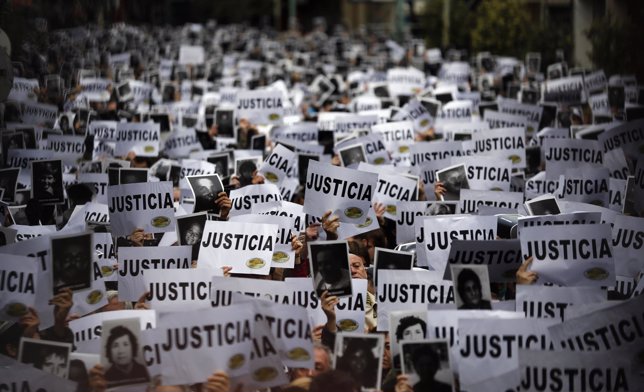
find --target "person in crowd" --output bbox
[103,325,150,385]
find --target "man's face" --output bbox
[40,173,55,192]
[196,179,215,199]
[462,279,482,306]
[41,352,67,377]
[309,347,331,377]
[318,252,341,283]
[184,223,202,245]
[349,254,366,279]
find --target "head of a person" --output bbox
[35,347,67,378]
[352,230,387,264]
[310,343,332,377]
[184,222,202,245]
[410,345,441,382]
[342,340,374,374]
[348,254,366,279]
[39,163,58,192]
[60,243,86,282]
[316,248,343,283]
[395,316,427,342]
[195,178,215,199]
[105,326,138,367]
[457,268,483,307]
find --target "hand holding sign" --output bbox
[516,257,539,285]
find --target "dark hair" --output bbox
[105,326,138,364]
[395,316,427,341]
[310,370,359,392]
[457,268,482,298]
[410,344,440,377]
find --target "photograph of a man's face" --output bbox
[436,164,469,201]
[334,333,384,390]
[187,174,223,215]
[309,240,352,298]
[119,168,148,185]
[338,144,367,168]
[18,338,72,379]
[451,265,492,310]
[31,159,65,205]
[176,211,207,261]
[401,340,454,392]
[51,232,93,294]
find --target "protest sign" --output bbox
[335,278,368,334]
[515,285,606,322]
[518,349,632,392]
[452,155,512,192]
[333,114,379,135]
[409,141,465,167]
[377,270,454,331]
[198,220,276,275]
[597,118,644,162]
[145,268,219,311]
[178,45,205,65]
[148,303,255,385]
[69,309,156,346]
[458,318,557,388]
[520,223,616,287]
[611,215,644,277]
[470,127,526,169]
[163,129,202,158]
[100,317,150,388]
[78,173,109,203]
[517,212,601,235]
[0,254,38,320]
[542,75,586,103]
[235,89,285,125]
[558,166,610,207]
[439,100,473,123]
[543,138,603,179]
[117,245,192,301]
[417,215,497,272]
[303,160,377,224]
[402,98,434,132]
[387,67,425,96]
[458,189,523,214]
[257,143,296,186]
[609,178,626,212]
[445,239,523,283]
[12,224,56,242]
[333,332,384,391]
[107,181,175,237]
[229,183,283,216]
[229,214,295,268]
[336,133,390,165]
[0,357,77,392]
[50,231,92,294]
[114,122,161,157]
[79,78,111,101]
[8,77,39,102]
[21,101,58,127]
[373,172,417,219]
[372,120,415,154]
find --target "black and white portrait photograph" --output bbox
[176,211,208,261]
[101,318,150,388]
[525,195,561,216]
[17,128,37,149]
[107,167,120,186]
[51,231,93,294]
[0,200,16,227]
[297,153,319,185]
[31,159,65,205]
[451,265,493,310]
[215,109,235,138]
[234,157,262,187]
[0,167,20,203]
[187,174,223,215]
[118,168,148,185]
[206,152,230,177]
[251,134,266,151]
[401,340,454,392]
[436,164,469,201]
[374,248,413,286]
[18,337,72,379]
[334,333,384,391]
[390,310,428,369]
[338,143,367,168]
[308,240,352,298]
[424,202,458,216]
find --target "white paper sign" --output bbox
[235,89,285,125]
[611,215,644,278]
[303,161,377,224]
[178,45,205,65]
[387,67,425,96]
[151,304,255,385]
[198,220,276,275]
[0,254,39,320]
[258,144,296,186]
[229,183,283,216]
[515,285,606,322]
[107,181,176,237]
[69,309,156,345]
[544,138,603,179]
[458,189,523,214]
[114,122,161,157]
[117,246,192,301]
[376,270,454,331]
[145,268,219,311]
[470,127,526,169]
[520,223,616,287]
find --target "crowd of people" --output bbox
[0,15,642,392]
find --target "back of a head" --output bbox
[309,370,358,392]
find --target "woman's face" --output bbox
[402,324,424,341]
[110,335,133,366]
